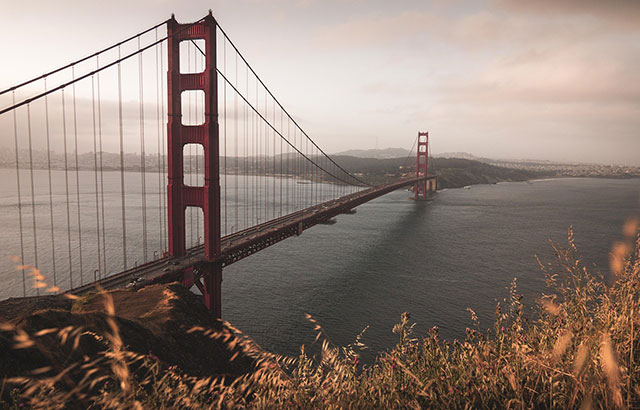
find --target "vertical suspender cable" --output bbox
[96,57,108,274]
[188,42,193,247]
[155,29,163,254]
[44,78,57,286]
[117,46,128,270]
[272,98,276,219]
[298,127,301,201]
[251,78,255,226]
[91,75,102,279]
[12,92,26,296]
[321,149,324,200]
[253,78,257,225]
[260,87,264,221]
[26,104,39,294]
[160,42,168,252]
[312,141,315,206]
[428,141,436,192]
[138,37,148,262]
[254,80,257,223]
[306,134,309,205]
[279,108,283,217]
[62,89,74,289]
[263,83,266,221]
[312,145,315,205]
[333,162,337,200]
[194,46,200,243]
[305,138,309,207]
[293,126,297,211]
[71,67,84,285]
[256,77,260,223]
[234,52,239,232]
[319,153,323,202]
[302,133,306,207]
[223,39,228,235]
[245,63,248,229]
[311,144,315,206]
[286,116,290,214]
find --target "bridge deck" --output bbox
[71,176,434,294]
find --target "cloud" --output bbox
[315,11,442,48]
[319,6,640,107]
[494,0,640,28]
[3,1,638,164]
[316,9,609,49]
[314,5,640,164]
[437,46,640,106]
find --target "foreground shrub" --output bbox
[2,225,639,409]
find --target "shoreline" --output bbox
[440,174,640,191]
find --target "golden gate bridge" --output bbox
[0,12,436,318]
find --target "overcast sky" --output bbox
[1,0,639,165]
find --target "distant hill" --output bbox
[433,152,491,162]
[333,147,411,159]
[330,155,543,188]
[334,148,495,163]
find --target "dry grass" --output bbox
[1,221,640,409]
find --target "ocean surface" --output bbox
[1,172,639,361]
[222,177,640,360]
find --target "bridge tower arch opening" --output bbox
[167,11,222,317]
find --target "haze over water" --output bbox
[1,171,639,361]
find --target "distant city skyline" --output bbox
[1,0,639,165]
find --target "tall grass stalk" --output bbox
[1,224,639,409]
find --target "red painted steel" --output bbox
[167,12,222,318]
[415,131,429,200]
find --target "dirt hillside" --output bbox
[0,283,255,381]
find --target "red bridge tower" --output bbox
[415,131,430,200]
[167,12,222,318]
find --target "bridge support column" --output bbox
[427,177,437,192]
[414,131,429,201]
[167,12,223,318]
[202,262,222,318]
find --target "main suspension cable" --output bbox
[401,134,419,171]
[1,17,206,116]
[0,19,169,97]
[190,38,369,188]
[215,69,364,189]
[203,26,370,187]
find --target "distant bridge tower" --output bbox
[414,131,430,200]
[167,12,222,318]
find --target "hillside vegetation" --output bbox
[432,157,540,188]
[332,155,542,188]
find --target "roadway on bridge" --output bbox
[71,176,432,294]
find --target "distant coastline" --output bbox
[2,151,639,191]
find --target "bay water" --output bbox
[1,170,639,360]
